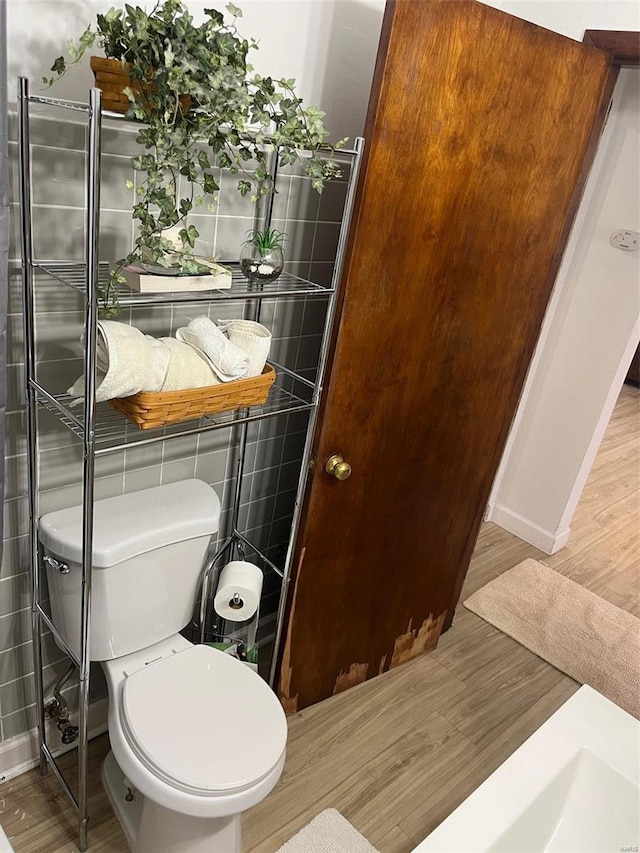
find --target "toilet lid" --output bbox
[120,645,287,796]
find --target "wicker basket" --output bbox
[90,56,191,114]
[109,365,276,430]
[90,57,139,113]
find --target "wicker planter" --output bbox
[90,57,140,113]
[109,365,276,430]
[90,56,191,115]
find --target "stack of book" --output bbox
[121,262,233,293]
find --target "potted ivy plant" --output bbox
[45,0,344,314]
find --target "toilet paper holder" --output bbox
[198,548,262,658]
[228,593,244,610]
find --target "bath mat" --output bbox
[464,558,640,719]
[275,809,380,853]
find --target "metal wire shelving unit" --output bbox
[17,77,363,851]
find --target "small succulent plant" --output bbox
[243,228,287,257]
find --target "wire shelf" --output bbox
[34,374,314,454]
[28,93,362,158]
[33,261,333,305]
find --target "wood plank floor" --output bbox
[2,384,638,852]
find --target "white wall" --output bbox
[487,69,640,553]
[481,1,639,40]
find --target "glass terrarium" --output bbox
[239,228,286,282]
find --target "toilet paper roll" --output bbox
[213,561,263,622]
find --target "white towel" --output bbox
[67,321,220,403]
[158,337,220,391]
[176,316,249,382]
[67,321,171,402]
[218,319,272,377]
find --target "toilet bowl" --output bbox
[39,480,287,853]
[102,637,286,852]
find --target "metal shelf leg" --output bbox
[77,85,103,853]
[18,77,48,778]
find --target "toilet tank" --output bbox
[39,480,220,662]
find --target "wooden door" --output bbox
[277,0,613,712]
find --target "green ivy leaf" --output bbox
[205,8,225,25]
[226,2,243,18]
[104,7,122,24]
[197,150,211,171]
[50,57,66,75]
[203,173,219,194]
[179,224,199,248]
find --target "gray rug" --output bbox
[464,558,640,719]
[276,809,379,853]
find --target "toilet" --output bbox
[39,479,287,853]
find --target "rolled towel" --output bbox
[176,316,249,382]
[158,337,220,391]
[217,319,272,377]
[68,321,171,403]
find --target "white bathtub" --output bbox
[416,686,640,852]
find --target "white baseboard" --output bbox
[0,698,109,783]
[488,504,570,555]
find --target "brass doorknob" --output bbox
[324,454,352,481]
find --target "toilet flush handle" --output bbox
[43,555,70,574]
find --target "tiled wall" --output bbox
[0,107,349,743]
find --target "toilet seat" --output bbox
[120,645,287,798]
